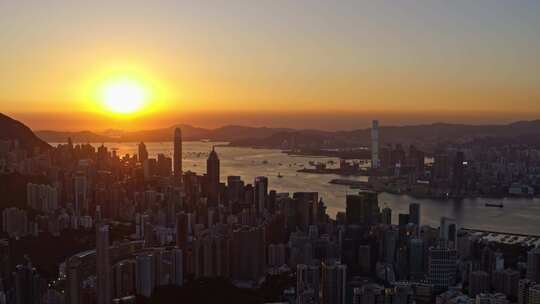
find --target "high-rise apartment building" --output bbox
[322,261,347,304]
[254,176,268,214]
[428,246,457,291]
[96,223,111,304]
[346,192,380,227]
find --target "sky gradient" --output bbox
[1,0,539,130]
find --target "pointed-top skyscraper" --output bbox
[207,146,220,206]
[174,127,182,178]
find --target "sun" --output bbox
[100,79,148,114]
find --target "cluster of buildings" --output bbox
[369,121,540,199]
[0,126,540,304]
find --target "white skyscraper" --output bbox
[371,120,380,169]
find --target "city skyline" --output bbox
[2,1,540,303]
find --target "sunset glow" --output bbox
[100,79,147,115]
[1,1,540,130]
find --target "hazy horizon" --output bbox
[6,110,540,132]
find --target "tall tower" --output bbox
[207,147,220,206]
[173,128,182,178]
[96,223,111,304]
[371,120,380,169]
[138,142,148,162]
[254,176,268,214]
[74,173,87,217]
[409,203,420,226]
[322,261,347,304]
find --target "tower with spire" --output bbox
[206,146,220,206]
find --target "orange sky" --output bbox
[1,1,539,130]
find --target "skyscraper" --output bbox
[231,225,266,282]
[409,203,420,226]
[527,246,540,283]
[175,212,188,249]
[381,207,392,225]
[409,238,425,280]
[173,248,183,287]
[74,173,87,217]
[135,253,156,298]
[346,191,380,227]
[384,229,398,264]
[207,147,220,206]
[254,176,268,214]
[518,279,534,304]
[157,153,172,177]
[469,270,490,297]
[13,259,41,304]
[529,284,540,304]
[440,217,458,249]
[173,127,182,178]
[297,264,320,304]
[371,120,380,169]
[96,223,111,304]
[428,246,457,291]
[138,142,148,162]
[322,261,347,304]
[66,257,82,304]
[0,240,10,286]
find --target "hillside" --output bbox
[0,113,51,153]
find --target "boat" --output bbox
[485,203,504,208]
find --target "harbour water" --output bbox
[59,141,540,235]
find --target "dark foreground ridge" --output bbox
[0,112,51,153]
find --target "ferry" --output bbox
[485,202,504,208]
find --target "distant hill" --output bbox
[207,125,292,142]
[35,124,292,143]
[229,120,540,150]
[0,113,51,153]
[35,130,112,143]
[33,119,540,150]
